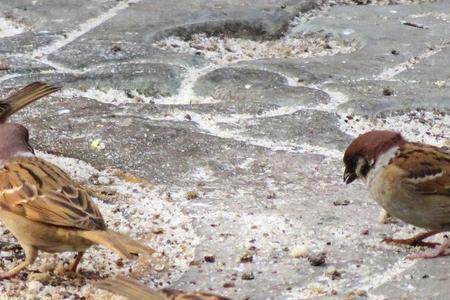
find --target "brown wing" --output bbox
[393,143,450,197]
[0,156,106,230]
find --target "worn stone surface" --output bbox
[0,32,59,55]
[1,0,450,299]
[333,80,450,117]
[0,56,54,75]
[47,0,318,69]
[231,110,353,151]
[194,67,330,106]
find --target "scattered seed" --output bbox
[186,191,199,200]
[151,228,164,234]
[111,45,122,52]
[115,259,124,268]
[241,272,255,280]
[326,267,342,280]
[240,252,253,263]
[223,282,235,288]
[267,192,276,199]
[333,200,350,206]
[291,245,308,258]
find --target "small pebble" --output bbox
[27,281,43,294]
[308,252,326,266]
[382,87,394,96]
[204,255,216,263]
[98,175,112,185]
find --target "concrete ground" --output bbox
[0,0,449,299]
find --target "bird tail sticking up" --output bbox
[79,229,155,259]
[0,82,60,123]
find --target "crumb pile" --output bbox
[153,33,357,65]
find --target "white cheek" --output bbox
[367,146,400,186]
[15,151,34,158]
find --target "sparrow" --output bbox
[0,82,60,123]
[343,130,450,259]
[95,275,233,300]
[0,123,155,279]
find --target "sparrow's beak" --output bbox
[343,168,357,184]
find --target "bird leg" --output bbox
[383,230,442,248]
[69,252,84,273]
[407,239,450,260]
[0,244,37,280]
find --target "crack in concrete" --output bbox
[26,0,140,74]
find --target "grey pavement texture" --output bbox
[0,0,449,299]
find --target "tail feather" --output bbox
[0,82,60,122]
[94,275,165,300]
[79,230,155,260]
[94,275,234,300]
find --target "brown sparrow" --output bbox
[0,82,60,123]
[0,123,155,279]
[95,275,233,300]
[344,130,450,259]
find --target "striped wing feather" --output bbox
[0,157,105,230]
[394,143,450,197]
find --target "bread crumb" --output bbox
[291,245,309,258]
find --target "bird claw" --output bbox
[406,250,450,260]
[383,237,440,248]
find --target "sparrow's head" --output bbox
[343,130,405,184]
[0,123,34,161]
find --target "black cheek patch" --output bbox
[359,161,370,178]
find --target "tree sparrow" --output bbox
[343,130,450,259]
[95,275,232,300]
[0,82,60,123]
[0,123,155,279]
